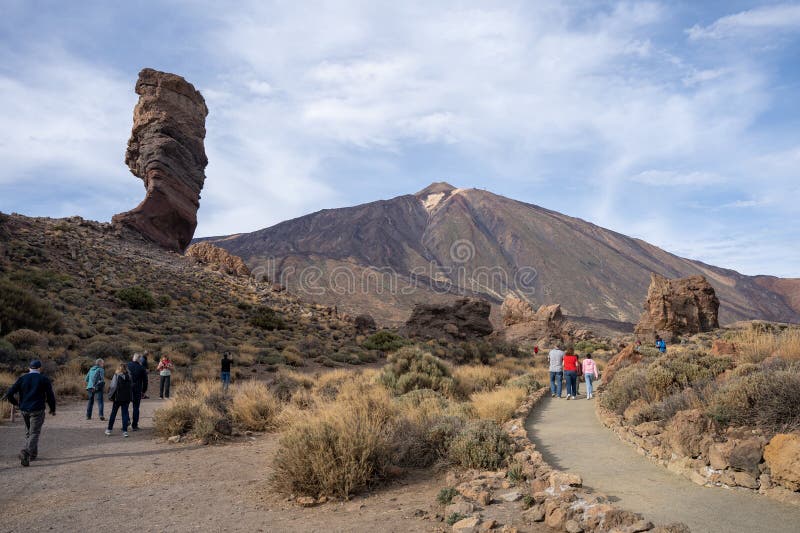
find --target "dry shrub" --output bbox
[0,400,11,424]
[470,386,527,424]
[380,346,456,397]
[708,364,800,431]
[153,380,230,441]
[236,344,258,366]
[169,351,192,367]
[272,381,398,498]
[448,419,512,470]
[601,365,648,415]
[454,365,511,395]
[0,370,19,391]
[230,380,281,431]
[52,369,85,397]
[270,369,314,401]
[4,328,44,349]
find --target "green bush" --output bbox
[81,340,131,360]
[449,420,512,470]
[600,365,648,414]
[8,269,73,290]
[0,278,61,333]
[362,330,411,352]
[446,513,467,526]
[645,352,732,401]
[437,487,459,505]
[249,306,286,330]
[116,286,156,311]
[380,346,456,396]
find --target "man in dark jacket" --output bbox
[3,360,56,467]
[126,354,148,431]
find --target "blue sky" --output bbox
[1,1,799,277]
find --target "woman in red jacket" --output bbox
[563,345,579,400]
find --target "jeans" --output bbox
[549,371,563,397]
[86,385,104,419]
[221,371,231,392]
[585,374,595,397]
[131,393,141,429]
[160,375,171,398]
[107,401,130,431]
[22,410,46,458]
[564,371,578,397]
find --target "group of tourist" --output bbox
[2,351,233,467]
[548,343,600,400]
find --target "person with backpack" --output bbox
[2,360,56,467]
[582,352,600,399]
[563,345,580,400]
[85,358,105,420]
[221,352,232,393]
[106,363,132,437]
[126,354,147,431]
[157,354,174,399]
[655,335,667,354]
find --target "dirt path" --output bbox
[0,399,444,532]
[526,393,800,532]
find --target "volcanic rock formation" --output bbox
[185,242,250,277]
[112,68,208,252]
[498,295,570,344]
[634,273,720,342]
[403,298,493,341]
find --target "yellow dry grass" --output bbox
[731,327,800,363]
[454,365,511,395]
[470,386,528,424]
[230,380,281,431]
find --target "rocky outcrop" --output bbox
[764,433,800,491]
[112,68,208,252]
[498,295,572,345]
[635,273,720,342]
[402,298,492,341]
[185,242,250,277]
[600,343,643,384]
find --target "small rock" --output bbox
[167,435,182,444]
[523,504,546,522]
[498,491,522,502]
[446,502,474,516]
[565,519,583,533]
[479,519,497,531]
[452,516,481,533]
[295,496,316,507]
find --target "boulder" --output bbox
[603,344,643,384]
[708,437,764,474]
[113,68,208,252]
[498,295,568,344]
[353,313,377,332]
[185,242,251,277]
[764,433,800,491]
[710,340,737,357]
[403,298,493,341]
[634,274,719,342]
[452,516,481,533]
[664,409,716,458]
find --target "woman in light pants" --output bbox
[582,352,599,399]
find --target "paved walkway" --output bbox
[525,393,800,532]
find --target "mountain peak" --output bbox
[415,181,456,197]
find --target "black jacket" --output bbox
[126,361,148,397]
[108,373,133,403]
[3,371,56,413]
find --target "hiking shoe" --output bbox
[551,393,556,398]
[123,431,129,438]
[100,416,105,421]
[105,429,112,436]
[566,396,571,400]
[86,416,91,420]
[19,450,30,467]
[131,426,139,431]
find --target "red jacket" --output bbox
[563,354,579,372]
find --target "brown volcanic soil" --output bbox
[0,400,440,533]
[202,183,800,327]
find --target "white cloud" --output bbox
[629,170,725,187]
[687,4,800,40]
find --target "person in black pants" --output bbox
[106,363,132,437]
[221,352,232,392]
[126,354,147,431]
[3,360,56,466]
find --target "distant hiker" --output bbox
[221,352,232,393]
[85,358,106,420]
[106,363,132,437]
[3,360,56,466]
[655,336,667,354]
[582,353,600,399]
[634,340,642,353]
[126,354,148,431]
[141,351,150,399]
[563,345,579,400]
[533,345,539,355]
[157,354,174,399]
[548,345,565,398]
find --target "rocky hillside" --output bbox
[0,212,370,374]
[200,182,800,327]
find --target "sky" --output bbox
[1,1,799,277]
